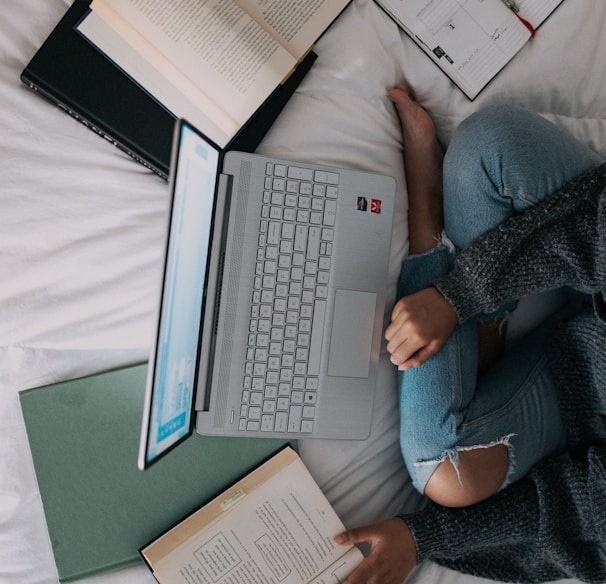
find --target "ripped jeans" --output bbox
[398,105,605,494]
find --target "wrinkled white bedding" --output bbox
[2,1,605,583]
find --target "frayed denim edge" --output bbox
[414,433,517,491]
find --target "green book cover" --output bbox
[19,363,293,582]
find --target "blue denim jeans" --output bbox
[398,105,604,494]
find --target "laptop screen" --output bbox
[139,121,220,469]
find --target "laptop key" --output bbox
[275,411,288,432]
[307,226,321,260]
[261,415,274,431]
[323,200,337,226]
[314,170,339,185]
[287,166,313,181]
[294,225,307,252]
[288,405,302,432]
[301,420,314,433]
[241,161,341,434]
[308,300,326,376]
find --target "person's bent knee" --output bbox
[423,444,509,508]
[444,104,530,171]
[452,104,530,147]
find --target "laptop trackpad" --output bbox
[327,289,377,378]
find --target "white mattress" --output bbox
[2,1,605,583]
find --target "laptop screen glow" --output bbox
[144,123,219,467]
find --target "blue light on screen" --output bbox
[147,125,219,462]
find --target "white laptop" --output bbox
[139,119,395,469]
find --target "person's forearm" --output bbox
[434,164,606,323]
[402,446,606,582]
[402,475,539,563]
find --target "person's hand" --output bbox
[385,287,457,370]
[334,518,417,584]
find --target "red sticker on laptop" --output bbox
[370,199,382,214]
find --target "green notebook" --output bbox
[19,363,293,582]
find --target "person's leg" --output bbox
[390,87,509,506]
[391,84,444,255]
[426,106,605,506]
[390,91,575,507]
[443,104,604,250]
[443,106,604,352]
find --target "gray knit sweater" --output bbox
[401,163,606,583]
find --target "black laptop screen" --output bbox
[141,122,220,468]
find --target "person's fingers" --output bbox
[334,527,392,584]
[397,340,443,370]
[343,558,377,584]
[389,338,426,368]
[335,525,378,546]
[386,288,458,369]
[335,520,416,584]
[385,313,430,365]
[385,298,407,337]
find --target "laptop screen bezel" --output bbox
[138,119,223,470]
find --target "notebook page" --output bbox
[377,0,531,98]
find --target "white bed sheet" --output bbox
[2,1,605,583]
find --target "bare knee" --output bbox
[424,444,509,508]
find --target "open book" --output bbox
[140,447,363,584]
[77,0,350,148]
[375,0,564,99]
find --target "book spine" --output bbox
[21,77,169,180]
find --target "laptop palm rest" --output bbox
[327,289,377,378]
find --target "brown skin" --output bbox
[335,518,417,584]
[385,286,457,371]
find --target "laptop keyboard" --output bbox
[240,162,340,434]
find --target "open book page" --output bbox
[377,0,531,99]
[142,448,363,584]
[309,548,365,584]
[515,0,564,28]
[78,10,237,147]
[91,0,298,125]
[235,0,350,60]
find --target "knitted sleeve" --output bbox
[401,447,606,583]
[434,164,606,323]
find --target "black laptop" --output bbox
[21,0,316,179]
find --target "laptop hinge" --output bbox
[195,172,233,412]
